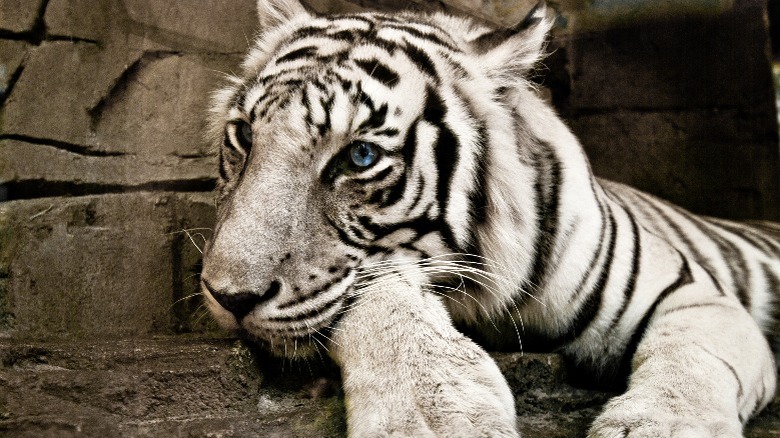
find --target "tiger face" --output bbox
[200,0,549,356]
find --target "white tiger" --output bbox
[200,0,780,436]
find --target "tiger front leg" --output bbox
[329,262,518,438]
[589,279,776,437]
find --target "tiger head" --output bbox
[200,0,553,357]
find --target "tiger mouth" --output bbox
[242,294,344,336]
[240,297,346,357]
[236,272,356,356]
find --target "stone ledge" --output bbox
[0,193,215,339]
[0,140,216,196]
[1,337,778,437]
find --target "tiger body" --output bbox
[201,1,780,436]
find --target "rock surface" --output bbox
[0,193,215,339]
[1,337,779,437]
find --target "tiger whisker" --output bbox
[171,291,204,308]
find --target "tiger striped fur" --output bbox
[200,0,780,436]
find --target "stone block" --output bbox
[122,0,259,53]
[45,0,258,53]
[0,140,216,199]
[0,192,216,340]
[43,0,116,42]
[2,40,236,164]
[568,109,780,220]
[1,41,136,148]
[90,53,233,158]
[0,0,44,34]
[564,0,774,111]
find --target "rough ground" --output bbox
[1,336,779,437]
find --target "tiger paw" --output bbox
[587,390,742,438]
[329,266,518,437]
[339,334,519,438]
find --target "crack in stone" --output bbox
[87,50,182,131]
[0,62,25,107]
[46,35,100,45]
[0,0,51,44]
[0,134,131,157]
[1,178,217,201]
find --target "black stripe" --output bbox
[289,26,330,42]
[402,42,439,83]
[521,141,562,294]
[440,51,470,79]
[382,23,458,51]
[275,46,319,64]
[566,207,618,341]
[346,224,368,241]
[354,58,400,87]
[357,103,388,132]
[326,29,360,43]
[379,172,406,207]
[746,221,780,241]
[354,82,375,111]
[424,87,459,250]
[700,346,744,398]
[636,194,737,300]
[378,119,419,208]
[618,255,693,381]
[399,242,431,259]
[373,128,399,137]
[325,215,369,250]
[357,214,385,237]
[317,95,334,136]
[468,124,489,225]
[686,213,751,308]
[218,146,229,181]
[713,220,780,258]
[234,81,251,110]
[352,165,393,184]
[362,205,439,243]
[660,301,730,317]
[762,262,780,349]
[605,211,642,333]
[405,175,425,216]
[568,184,609,300]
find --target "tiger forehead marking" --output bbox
[238,14,464,121]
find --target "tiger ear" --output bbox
[472,2,553,78]
[257,0,310,29]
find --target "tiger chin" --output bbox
[200,0,780,436]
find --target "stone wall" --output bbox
[0,0,777,341]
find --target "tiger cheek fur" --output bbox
[201,104,364,356]
[201,0,780,436]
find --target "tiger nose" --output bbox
[203,279,281,319]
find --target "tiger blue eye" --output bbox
[349,142,379,168]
